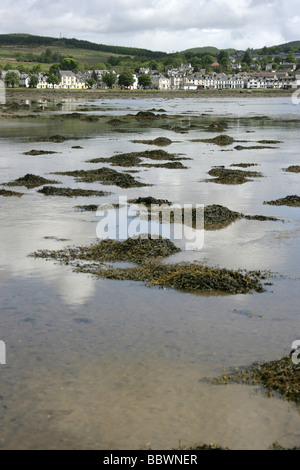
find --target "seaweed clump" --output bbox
[128,196,172,207]
[283,166,300,173]
[0,188,23,197]
[87,149,186,167]
[23,150,59,156]
[135,111,159,120]
[131,137,172,146]
[206,354,300,403]
[2,173,60,189]
[205,166,263,185]
[263,195,300,207]
[141,161,187,169]
[53,167,147,188]
[234,144,277,150]
[30,236,268,295]
[32,236,181,264]
[28,134,86,143]
[165,204,278,230]
[191,135,235,146]
[37,186,111,198]
[230,163,259,168]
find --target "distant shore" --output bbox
[6,87,295,101]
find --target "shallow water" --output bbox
[0,96,299,450]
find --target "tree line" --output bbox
[0,34,167,59]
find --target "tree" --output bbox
[217,50,230,69]
[107,56,121,66]
[16,64,27,73]
[29,75,39,88]
[274,55,283,64]
[118,71,134,88]
[138,73,152,89]
[30,64,42,74]
[102,72,117,88]
[242,50,252,66]
[93,63,107,70]
[149,60,158,71]
[201,54,215,69]
[59,57,79,73]
[85,78,96,89]
[49,64,60,75]
[46,74,60,88]
[286,53,296,63]
[4,71,19,88]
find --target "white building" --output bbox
[150,72,170,90]
[292,74,300,89]
[58,71,77,89]
[36,73,49,89]
[19,73,31,87]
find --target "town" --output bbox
[1,54,300,91]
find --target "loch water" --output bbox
[0,96,299,450]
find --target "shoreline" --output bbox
[6,87,295,101]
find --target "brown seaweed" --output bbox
[283,166,300,173]
[0,188,23,197]
[206,354,300,403]
[37,186,111,198]
[205,166,263,185]
[2,173,60,189]
[191,135,235,146]
[30,236,268,294]
[53,167,148,188]
[263,195,300,207]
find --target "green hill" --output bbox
[181,46,220,55]
[0,33,167,59]
[181,46,237,56]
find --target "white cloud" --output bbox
[0,0,298,52]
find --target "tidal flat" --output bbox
[0,92,299,450]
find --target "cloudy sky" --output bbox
[0,0,299,52]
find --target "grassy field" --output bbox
[0,44,121,70]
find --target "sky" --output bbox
[0,0,299,53]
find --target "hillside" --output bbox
[181,46,238,56]
[1,33,299,77]
[252,40,300,54]
[0,33,167,59]
[181,46,221,56]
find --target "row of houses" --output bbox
[1,68,299,90]
[0,70,95,89]
[150,70,300,90]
